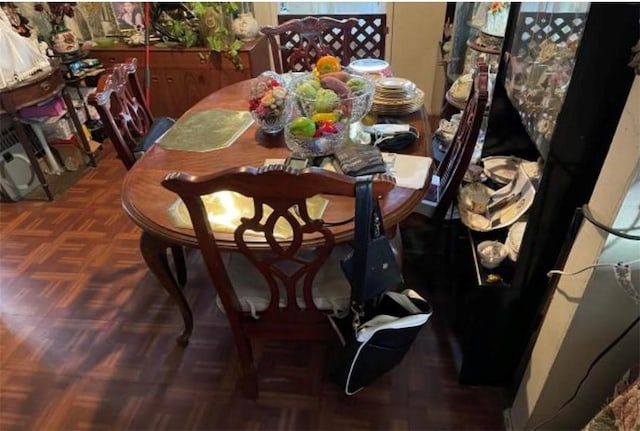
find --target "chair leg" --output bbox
[170,245,187,287]
[234,334,258,399]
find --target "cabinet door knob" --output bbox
[198,52,210,63]
[166,77,174,83]
[40,81,51,91]
[108,57,117,63]
[151,76,160,83]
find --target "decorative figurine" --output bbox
[232,11,259,42]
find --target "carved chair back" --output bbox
[88,58,152,170]
[432,60,489,221]
[261,16,358,73]
[162,166,395,398]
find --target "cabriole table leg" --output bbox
[139,231,193,346]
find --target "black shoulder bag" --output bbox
[330,177,433,395]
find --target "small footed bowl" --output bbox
[251,110,290,134]
[94,37,115,48]
[477,240,508,269]
[284,125,347,157]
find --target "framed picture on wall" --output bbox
[111,2,145,31]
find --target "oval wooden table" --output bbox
[121,79,433,344]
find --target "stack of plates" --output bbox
[371,77,424,116]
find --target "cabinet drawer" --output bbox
[150,51,213,69]
[2,71,65,111]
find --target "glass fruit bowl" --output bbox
[249,71,292,134]
[290,72,375,145]
[284,121,348,157]
[290,72,375,124]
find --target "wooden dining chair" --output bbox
[88,58,185,286]
[88,58,175,170]
[414,59,489,223]
[162,165,395,398]
[261,16,359,73]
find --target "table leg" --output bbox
[171,245,187,287]
[61,90,97,167]
[11,118,53,201]
[139,231,193,346]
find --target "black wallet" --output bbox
[333,145,387,177]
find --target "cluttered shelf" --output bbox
[0,66,104,201]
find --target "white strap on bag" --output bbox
[344,289,432,395]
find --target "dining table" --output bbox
[121,78,433,345]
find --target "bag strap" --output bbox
[351,176,384,316]
[372,194,385,238]
[352,177,376,314]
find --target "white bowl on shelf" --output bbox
[477,240,508,269]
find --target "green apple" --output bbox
[289,117,316,138]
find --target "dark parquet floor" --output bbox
[0,144,506,431]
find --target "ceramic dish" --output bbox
[476,240,508,269]
[376,77,416,91]
[459,165,536,232]
[506,221,527,261]
[483,156,522,185]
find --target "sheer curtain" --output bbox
[279,2,385,15]
[520,2,590,13]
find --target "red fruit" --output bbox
[318,121,339,135]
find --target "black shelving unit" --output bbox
[451,3,639,391]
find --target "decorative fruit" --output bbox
[320,76,352,98]
[346,77,367,94]
[316,55,341,74]
[317,121,339,135]
[288,117,316,138]
[296,80,320,99]
[320,71,350,82]
[314,88,340,113]
[311,112,340,123]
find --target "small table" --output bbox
[122,78,433,344]
[0,66,97,200]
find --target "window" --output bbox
[279,2,385,15]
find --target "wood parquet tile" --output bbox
[0,144,506,430]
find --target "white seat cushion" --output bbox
[217,244,353,316]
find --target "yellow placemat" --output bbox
[157,109,254,152]
[168,191,328,240]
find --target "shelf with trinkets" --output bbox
[48,49,106,86]
[0,65,101,201]
[449,3,640,387]
[441,3,509,125]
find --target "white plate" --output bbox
[376,77,415,91]
[483,156,521,185]
[459,165,536,232]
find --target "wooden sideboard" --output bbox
[89,36,270,118]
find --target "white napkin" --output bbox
[383,153,432,190]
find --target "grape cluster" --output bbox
[249,77,288,121]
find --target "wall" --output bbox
[509,76,640,430]
[253,2,447,115]
[387,2,446,116]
